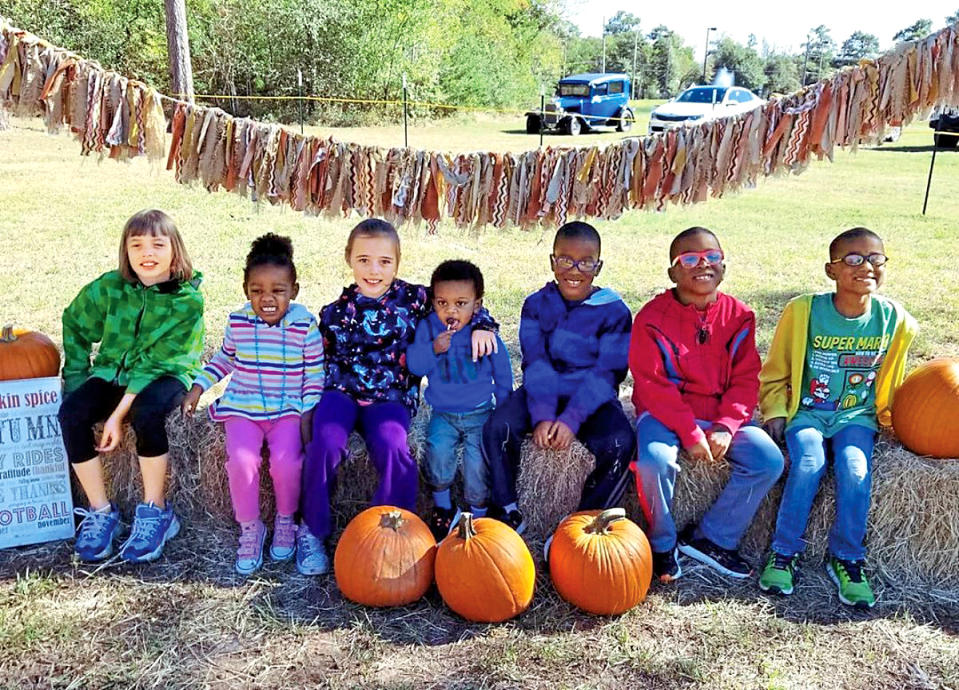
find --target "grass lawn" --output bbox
[1,113,958,689]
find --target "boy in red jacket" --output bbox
[629,227,783,582]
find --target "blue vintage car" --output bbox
[526,73,634,136]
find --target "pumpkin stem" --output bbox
[455,512,476,541]
[585,508,627,535]
[0,325,14,343]
[379,510,406,531]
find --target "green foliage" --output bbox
[835,31,879,66]
[710,37,765,92]
[893,18,933,43]
[764,54,801,95]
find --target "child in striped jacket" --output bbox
[182,234,323,575]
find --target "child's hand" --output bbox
[684,436,715,463]
[548,421,575,451]
[764,417,786,446]
[96,414,124,453]
[301,409,315,445]
[181,385,203,418]
[433,330,453,354]
[706,424,732,461]
[532,420,555,449]
[470,329,498,361]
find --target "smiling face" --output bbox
[667,230,725,303]
[348,235,398,299]
[432,280,480,332]
[551,236,601,302]
[126,233,174,286]
[825,235,886,297]
[244,263,298,325]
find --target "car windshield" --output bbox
[557,83,590,97]
[676,87,728,104]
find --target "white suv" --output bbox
[648,85,764,135]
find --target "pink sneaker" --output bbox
[235,520,266,575]
[270,514,297,562]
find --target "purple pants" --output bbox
[302,390,416,539]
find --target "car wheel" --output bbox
[526,114,541,135]
[616,108,634,132]
[564,116,582,136]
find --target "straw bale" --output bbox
[77,401,959,587]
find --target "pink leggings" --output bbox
[224,416,303,523]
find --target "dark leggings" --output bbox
[59,377,186,463]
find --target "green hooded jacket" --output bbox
[62,270,205,394]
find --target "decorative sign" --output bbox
[0,376,74,549]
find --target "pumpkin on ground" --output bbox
[435,513,535,622]
[0,325,60,381]
[333,506,436,607]
[892,358,959,459]
[548,508,652,616]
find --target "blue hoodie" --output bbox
[407,312,513,413]
[520,282,631,433]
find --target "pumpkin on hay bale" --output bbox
[892,358,959,459]
[0,324,60,380]
[334,505,436,607]
[435,512,535,622]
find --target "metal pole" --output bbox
[402,73,408,149]
[539,91,545,148]
[922,146,938,215]
[632,30,639,99]
[601,17,606,73]
[801,35,811,86]
[703,27,716,84]
[297,69,303,135]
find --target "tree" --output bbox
[800,25,835,84]
[604,11,640,35]
[948,10,959,25]
[764,53,800,95]
[893,19,933,43]
[647,26,695,96]
[164,0,194,101]
[710,37,765,91]
[835,31,879,66]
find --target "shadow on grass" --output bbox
[865,144,956,154]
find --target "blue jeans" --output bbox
[771,423,876,561]
[631,414,784,552]
[425,406,492,506]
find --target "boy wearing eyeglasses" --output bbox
[630,227,784,583]
[758,227,917,608]
[481,221,634,535]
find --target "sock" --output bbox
[470,505,488,517]
[93,503,113,514]
[433,488,452,510]
[503,501,519,514]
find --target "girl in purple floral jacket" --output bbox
[294,218,497,575]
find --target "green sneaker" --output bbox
[826,556,876,609]
[758,551,799,595]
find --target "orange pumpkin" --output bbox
[333,506,436,607]
[0,325,60,381]
[548,508,652,615]
[892,358,959,459]
[435,513,535,622]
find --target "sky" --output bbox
[565,1,959,58]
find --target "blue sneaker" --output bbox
[73,504,121,561]
[119,502,181,563]
[295,523,329,575]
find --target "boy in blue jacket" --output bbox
[481,221,635,534]
[408,260,513,539]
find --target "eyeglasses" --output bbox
[829,252,888,267]
[671,249,724,269]
[550,254,603,274]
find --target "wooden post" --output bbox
[164,0,195,102]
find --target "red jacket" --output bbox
[629,290,760,448]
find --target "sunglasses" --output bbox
[671,249,725,269]
[829,252,888,267]
[551,254,603,274]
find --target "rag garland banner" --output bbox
[2,18,959,232]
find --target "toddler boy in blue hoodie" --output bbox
[481,221,635,535]
[408,260,513,539]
